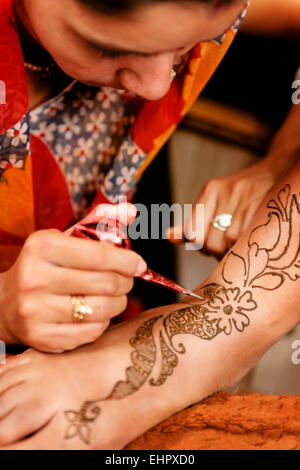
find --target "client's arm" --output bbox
[0,160,299,450]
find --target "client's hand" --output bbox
[167,159,284,258]
[0,203,147,352]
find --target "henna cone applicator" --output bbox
[67,216,203,301]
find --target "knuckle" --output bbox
[17,260,37,293]
[17,295,34,319]
[232,179,245,194]
[91,272,120,296]
[95,271,135,297]
[94,298,109,321]
[104,272,120,296]
[17,260,49,295]
[96,295,127,321]
[202,179,222,195]
[203,180,216,193]
[23,230,58,258]
[23,232,44,255]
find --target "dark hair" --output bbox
[81,0,236,15]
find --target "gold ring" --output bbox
[71,295,93,322]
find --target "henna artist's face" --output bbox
[16,0,244,100]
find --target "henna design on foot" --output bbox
[64,184,300,445]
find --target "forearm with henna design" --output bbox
[64,183,300,445]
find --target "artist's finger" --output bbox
[39,233,146,275]
[95,203,137,226]
[225,201,247,249]
[242,198,264,232]
[31,322,110,353]
[46,294,128,324]
[206,203,238,257]
[166,185,218,246]
[46,265,135,295]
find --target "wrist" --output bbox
[264,143,300,177]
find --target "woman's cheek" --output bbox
[52,52,119,84]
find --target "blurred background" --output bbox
[132,0,300,395]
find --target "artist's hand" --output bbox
[0,204,147,352]
[167,159,284,258]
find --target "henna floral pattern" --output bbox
[64,401,101,445]
[64,184,300,445]
[205,288,256,334]
[222,184,300,291]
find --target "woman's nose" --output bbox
[117,52,176,101]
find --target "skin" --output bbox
[0,0,246,352]
[16,0,245,100]
[0,159,299,449]
[167,105,300,257]
[0,203,147,352]
[0,0,298,450]
[167,0,300,256]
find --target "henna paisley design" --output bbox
[149,332,179,387]
[107,316,163,399]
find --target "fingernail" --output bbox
[136,260,147,276]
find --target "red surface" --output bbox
[31,135,75,231]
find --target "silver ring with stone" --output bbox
[212,213,233,232]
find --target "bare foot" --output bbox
[0,281,278,450]
[0,305,194,450]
